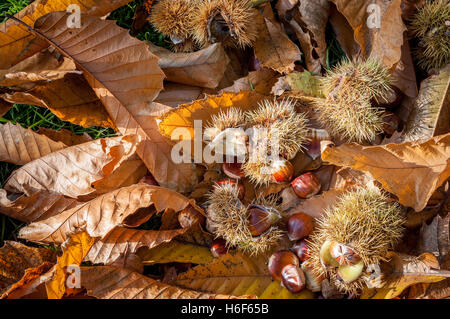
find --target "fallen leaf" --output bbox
[289,0,330,73]
[173,250,314,299]
[4,134,140,198]
[46,231,95,299]
[391,41,418,101]
[91,155,148,196]
[271,71,323,97]
[222,69,279,95]
[0,241,56,295]
[322,134,450,211]
[0,122,67,165]
[0,0,132,69]
[19,184,203,244]
[254,6,302,74]
[155,82,215,108]
[80,266,249,299]
[35,128,92,147]
[328,4,360,59]
[149,42,230,89]
[361,252,450,299]
[331,0,406,68]
[31,12,196,192]
[159,91,266,146]
[138,241,213,266]
[418,214,449,263]
[287,188,346,218]
[403,64,450,142]
[1,262,54,299]
[0,73,116,129]
[0,190,81,223]
[0,48,77,89]
[85,227,189,265]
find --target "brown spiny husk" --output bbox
[409,0,450,71]
[314,59,393,143]
[307,186,405,295]
[204,107,246,142]
[191,0,258,48]
[245,99,310,160]
[206,183,283,255]
[150,0,197,51]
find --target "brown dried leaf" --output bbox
[0,122,66,165]
[254,7,302,74]
[331,0,406,68]
[80,266,247,299]
[0,190,81,223]
[403,64,450,142]
[418,214,449,263]
[0,0,132,69]
[173,250,314,299]
[0,241,56,295]
[0,48,77,89]
[290,0,330,73]
[221,69,279,95]
[287,188,346,218]
[361,252,450,299]
[322,134,450,211]
[18,184,203,244]
[35,128,92,147]
[155,82,215,108]
[0,73,115,129]
[328,4,360,59]
[149,42,230,89]
[85,227,188,265]
[31,12,197,192]
[4,134,140,198]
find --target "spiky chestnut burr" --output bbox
[191,0,259,48]
[409,0,450,71]
[149,0,197,52]
[242,158,294,187]
[315,59,394,143]
[206,183,284,255]
[245,99,310,160]
[307,186,405,295]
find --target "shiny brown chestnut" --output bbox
[291,172,321,199]
[329,242,361,266]
[247,205,281,237]
[178,205,205,228]
[290,239,310,262]
[281,264,306,293]
[268,250,299,282]
[222,162,245,179]
[287,212,314,241]
[269,159,294,184]
[210,238,228,258]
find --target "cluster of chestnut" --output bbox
[268,212,319,293]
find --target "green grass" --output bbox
[0,0,31,23]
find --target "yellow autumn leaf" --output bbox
[159,91,267,143]
[46,231,95,299]
[138,241,213,265]
[172,250,315,299]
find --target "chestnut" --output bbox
[178,205,205,228]
[247,205,281,237]
[281,264,306,293]
[287,213,314,241]
[319,240,340,268]
[290,239,310,262]
[214,178,245,200]
[268,250,299,282]
[222,162,245,179]
[269,159,294,184]
[329,242,361,266]
[210,238,228,258]
[291,172,321,198]
[337,260,364,283]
